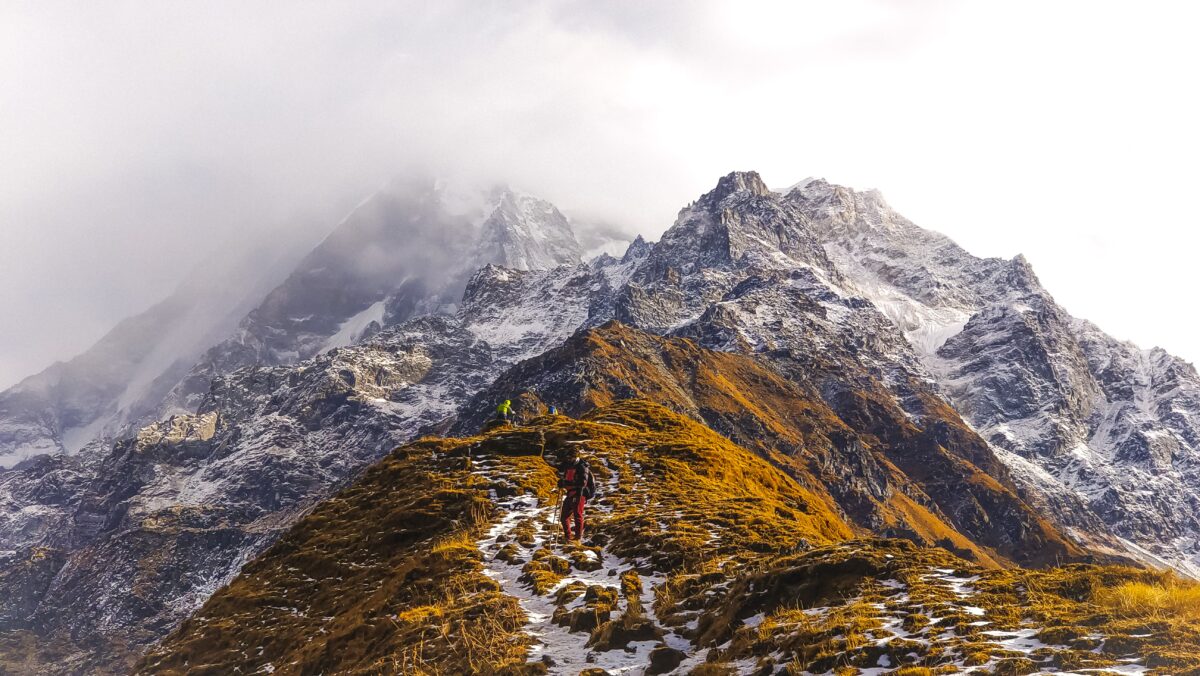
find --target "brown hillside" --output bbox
[138,400,852,675]
[141,401,1200,675]
[454,321,1086,568]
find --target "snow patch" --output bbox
[322,300,388,352]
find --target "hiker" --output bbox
[557,447,595,541]
[548,405,558,415]
[496,399,512,423]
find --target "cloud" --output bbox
[1,1,1198,387]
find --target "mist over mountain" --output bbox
[0,176,594,467]
[4,2,1199,393]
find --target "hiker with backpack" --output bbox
[496,399,512,423]
[557,446,595,542]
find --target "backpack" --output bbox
[581,461,597,499]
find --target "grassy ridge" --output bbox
[139,401,1200,674]
[137,441,529,675]
[139,400,854,674]
[459,322,1086,569]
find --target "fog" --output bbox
[2,1,1198,388]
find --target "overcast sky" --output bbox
[2,1,1197,389]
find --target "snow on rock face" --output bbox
[787,178,1200,575]
[639,171,839,281]
[160,181,586,440]
[0,240,307,469]
[321,299,387,352]
[0,413,61,468]
[460,264,593,362]
[473,189,582,272]
[1,315,502,664]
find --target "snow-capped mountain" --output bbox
[0,236,314,468]
[472,188,583,271]
[3,169,1199,672]
[162,179,583,416]
[783,178,1200,576]
[0,179,584,471]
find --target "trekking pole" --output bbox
[552,489,564,548]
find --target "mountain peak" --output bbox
[473,191,582,271]
[1008,253,1044,290]
[700,170,771,205]
[621,234,652,262]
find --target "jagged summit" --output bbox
[472,188,582,271]
[698,169,772,205]
[1006,252,1043,289]
[620,234,652,263]
[638,171,838,283]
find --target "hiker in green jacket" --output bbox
[496,399,512,423]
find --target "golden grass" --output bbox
[1094,579,1200,619]
[135,398,1200,675]
[137,400,855,674]
[429,530,476,554]
[138,441,534,675]
[504,321,1079,570]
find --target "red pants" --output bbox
[560,493,586,540]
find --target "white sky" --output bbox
[1,1,1197,388]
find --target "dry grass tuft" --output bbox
[1094,579,1200,619]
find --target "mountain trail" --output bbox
[477,481,687,674]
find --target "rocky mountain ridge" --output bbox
[0,178,583,470]
[3,170,1199,673]
[161,179,583,417]
[786,177,1200,576]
